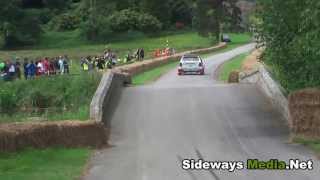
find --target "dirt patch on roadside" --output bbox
[241,49,262,72]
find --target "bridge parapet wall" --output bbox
[240,53,320,139]
[240,64,289,123]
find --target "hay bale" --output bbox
[289,88,320,138]
[0,121,108,152]
[228,71,240,83]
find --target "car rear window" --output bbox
[182,57,199,62]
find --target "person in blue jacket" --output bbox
[27,61,36,79]
[23,58,29,79]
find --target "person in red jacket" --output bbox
[43,57,50,76]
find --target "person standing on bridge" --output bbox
[63,55,70,74]
[23,58,28,79]
[27,61,36,79]
[58,56,65,74]
[136,48,145,61]
[140,48,145,61]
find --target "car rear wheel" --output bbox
[178,69,184,76]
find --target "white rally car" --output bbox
[178,54,205,75]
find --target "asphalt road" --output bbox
[84,44,320,180]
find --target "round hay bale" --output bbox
[228,71,240,83]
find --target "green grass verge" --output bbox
[293,137,320,154]
[0,148,90,180]
[132,60,179,85]
[218,53,249,82]
[0,73,101,123]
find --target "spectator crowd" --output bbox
[80,48,145,71]
[0,56,69,81]
[0,46,177,81]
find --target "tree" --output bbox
[168,0,193,25]
[140,0,171,26]
[0,0,42,48]
[256,0,320,92]
[43,0,71,9]
[195,0,221,40]
[194,0,242,41]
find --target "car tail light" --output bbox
[199,62,203,67]
[179,63,182,67]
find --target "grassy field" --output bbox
[132,60,179,85]
[218,53,249,81]
[0,30,215,62]
[0,148,90,180]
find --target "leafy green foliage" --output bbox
[36,8,54,24]
[140,0,171,26]
[108,9,162,33]
[137,13,163,33]
[48,13,81,31]
[0,0,246,46]
[0,89,18,114]
[80,14,113,41]
[257,0,320,92]
[167,0,193,26]
[0,0,42,48]
[194,0,243,40]
[43,0,71,10]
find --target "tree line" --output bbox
[255,0,320,92]
[0,0,245,48]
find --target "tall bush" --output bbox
[0,73,101,115]
[0,87,18,113]
[80,14,113,41]
[108,9,162,33]
[48,13,81,31]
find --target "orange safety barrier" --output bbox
[153,48,174,58]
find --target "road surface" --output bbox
[84,44,319,180]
